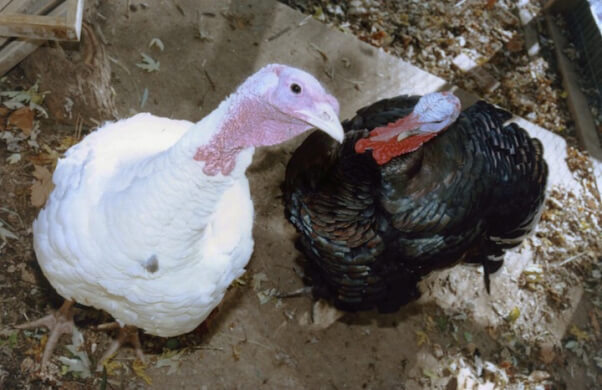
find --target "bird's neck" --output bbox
[169,87,274,177]
[101,93,260,257]
[191,101,252,176]
[166,91,248,174]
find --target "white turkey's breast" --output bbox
[33,113,255,337]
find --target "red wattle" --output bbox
[355,133,438,165]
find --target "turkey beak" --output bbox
[296,102,344,143]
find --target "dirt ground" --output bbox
[0,1,601,389]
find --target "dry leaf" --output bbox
[6,153,21,164]
[25,334,47,360]
[257,288,276,305]
[155,349,184,375]
[0,221,18,243]
[505,36,524,52]
[231,344,241,361]
[222,12,253,30]
[28,152,59,166]
[58,327,91,378]
[506,307,521,323]
[133,359,152,385]
[149,38,165,51]
[58,136,79,151]
[20,266,36,284]
[101,356,122,375]
[415,330,430,346]
[30,165,54,207]
[538,343,556,364]
[7,107,34,135]
[28,144,60,167]
[136,53,160,72]
[310,299,344,330]
[252,272,268,291]
[368,30,393,47]
[569,325,590,342]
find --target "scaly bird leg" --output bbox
[482,258,504,294]
[16,300,75,372]
[95,323,145,371]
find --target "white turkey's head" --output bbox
[194,64,344,176]
[355,91,461,165]
[236,64,344,147]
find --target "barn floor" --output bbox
[0,1,600,389]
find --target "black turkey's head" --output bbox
[355,92,461,165]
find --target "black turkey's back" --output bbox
[283,95,548,312]
[376,101,546,238]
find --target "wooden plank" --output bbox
[0,14,75,40]
[0,0,71,76]
[0,0,82,41]
[545,12,602,197]
[0,38,43,76]
[65,0,83,41]
[0,0,63,47]
[0,1,15,13]
[3,0,51,13]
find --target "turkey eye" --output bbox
[291,83,302,94]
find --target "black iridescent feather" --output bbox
[283,96,548,312]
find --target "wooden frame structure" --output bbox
[0,0,83,76]
[0,0,83,41]
[543,1,602,195]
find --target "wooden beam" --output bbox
[0,0,63,47]
[0,38,43,76]
[0,0,74,76]
[545,12,602,197]
[2,0,58,14]
[65,0,83,41]
[0,0,83,41]
[0,1,14,13]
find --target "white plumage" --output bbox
[34,112,254,336]
[20,64,344,370]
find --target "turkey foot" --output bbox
[482,258,504,294]
[95,323,145,371]
[16,300,75,372]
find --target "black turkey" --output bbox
[283,92,548,312]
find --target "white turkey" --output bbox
[17,64,344,371]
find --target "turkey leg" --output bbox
[95,323,145,371]
[16,300,75,372]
